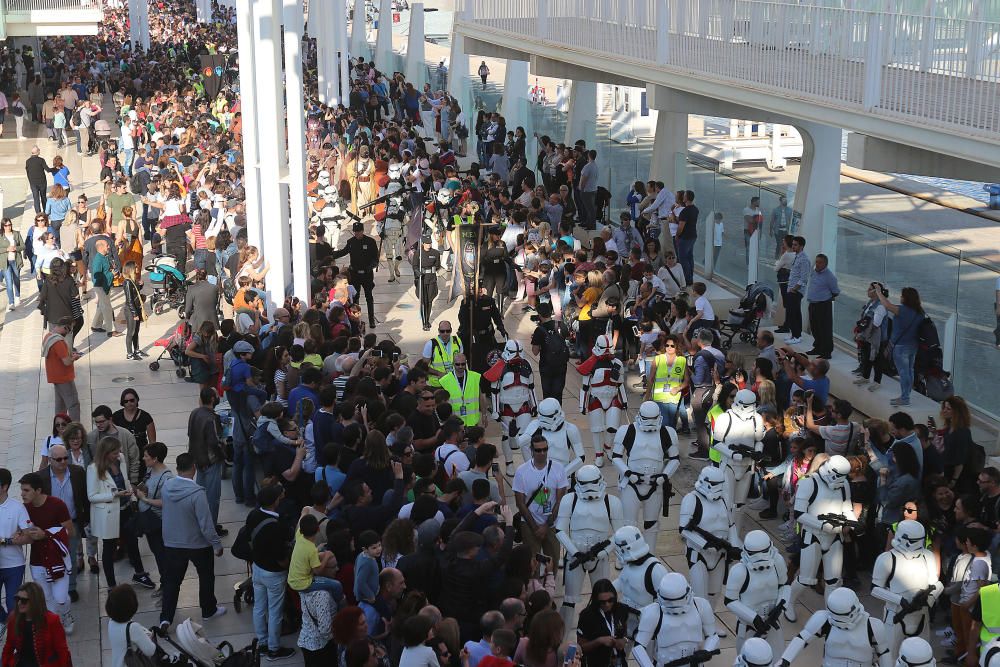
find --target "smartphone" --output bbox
[632,326,640,336]
[494,504,503,515]
[928,416,936,427]
[564,645,577,664]
[491,462,500,475]
[536,553,550,564]
[392,352,400,362]
[371,349,383,358]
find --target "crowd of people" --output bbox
[1,0,997,666]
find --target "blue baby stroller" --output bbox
[145,255,188,315]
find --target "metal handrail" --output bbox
[5,0,101,10]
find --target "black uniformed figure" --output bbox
[479,225,509,310]
[330,221,379,328]
[411,231,441,331]
[458,284,508,373]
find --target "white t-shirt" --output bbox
[658,264,687,299]
[961,555,992,604]
[399,644,440,667]
[40,435,64,459]
[397,503,445,524]
[512,459,568,525]
[644,275,667,296]
[436,443,470,477]
[695,295,715,321]
[0,496,30,569]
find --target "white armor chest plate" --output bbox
[806,482,849,518]
[626,434,666,477]
[824,622,877,666]
[716,413,763,464]
[569,500,613,549]
[884,552,934,599]
[740,565,782,613]
[499,367,532,406]
[656,606,705,662]
[619,559,666,610]
[694,494,731,538]
[544,427,572,465]
[589,365,622,403]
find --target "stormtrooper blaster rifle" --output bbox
[892,586,935,624]
[817,513,862,531]
[660,649,721,667]
[752,600,785,637]
[566,539,612,571]
[682,522,742,562]
[729,444,765,463]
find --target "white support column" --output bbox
[196,0,211,23]
[648,109,688,190]
[375,0,394,69]
[790,120,841,253]
[447,31,469,101]
[405,2,426,87]
[862,12,883,111]
[564,80,597,147]
[337,0,350,103]
[314,0,329,104]
[127,0,141,46]
[139,0,150,51]
[350,0,369,59]
[283,0,311,301]
[236,0,263,250]
[253,0,290,308]
[500,58,529,129]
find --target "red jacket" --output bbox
[2,612,72,667]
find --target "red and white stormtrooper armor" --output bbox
[632,572,721,667]
[575,334,627,467]
[871,520,943,662]
[712,389,766,535]
[555,465,624,633]
[778,588,891,667]
[483,340,538,478]
[724,530,789,660]
[613,525,672,636]
[517,398,586,478]
[679,467,737,612]
[785,455,856,621]
[611,401,679,547]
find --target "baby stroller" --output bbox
[156,619,260,667]
[720,282,774,350]
[146,255,188,316]
[149,322,193,376]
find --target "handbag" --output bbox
[124,622,162,667]
[129,473,169,537]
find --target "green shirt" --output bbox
[106,192,136,225]
[287,531,320,591]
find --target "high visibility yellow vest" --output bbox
[981,584,1000,644]
[651,354,686,404]
[427,336,462,387]
[440,371,481,427]
[707,403,724,463]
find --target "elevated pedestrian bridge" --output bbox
[454,0,1000,168]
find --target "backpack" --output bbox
[221,276,237,305]
[71,108,82,127]
[130,168,146,194]
[11,105,23,118]
[222,358,243,392]
[541,322,570,369]
[695,348,726,383]
[230,516,276,562]
[917,315,939,348]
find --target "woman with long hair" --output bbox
[264,345,291,405]
[26,212,51,276]
[347,431,393,502]
[577,579,628,666]
[48,155,71,194]
[333,607,390,667]
[935,396,977,493]
[144,182,190,271]
[86,436,154,589]
[877,286,924,407]
[380,519,416,570]
[185,321,220,391]
[236,245,270,284]
[121,261,146,360]
[44,184,71,245]
[0,218,24,310]
[116,206,144,279]
[37,413,70,470]
[513,609,566,667]
[1,582,72,667]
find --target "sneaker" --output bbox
[774,327,790,334]
[852,378,869,385]
[89,556,99,573]
[868,382,881,392]
[941,636,957,649]
[5,305,11,313]
[689,447,710,460]
[758,509,778,520]
[890,397,911,406]
[215,524,229,537]
[204,606,227,621]
[850,367,862,375]
[69,590,80,603]
[61,611,75,635]
[13,297,19,307]
[266,648,296,661]
[785,337,801,344]
[133,572,156,589]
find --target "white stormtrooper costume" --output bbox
[734,638,773,667]
[518,398,585,478]
[377,179,406,281]
[871,520,943,662]
[778,587,891,667]
[434,187,455,267]
[898,637,936,667]
[785,454,856,621]
[724,530,789,659]
[611,401,680,546]
[612,525,672,636]
[554,464,624,632]
[982,637,1000,667]
[484,340,538,478]
[711,389,766,534]
[633,572,721,667]
[679,467,738,611]
[576,335,628,467]
[313,170,347,247]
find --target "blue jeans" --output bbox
[303,576,345,605]
[252,564,287,652]
[196,461,224,525]
[3,261,20,303]
[0,566,24,622]
[123,148,135,176]
[232,441,256,505]
[676,237,696,284]
[68,527,82,593]
[658,400,681,430]
[892,344,917,401]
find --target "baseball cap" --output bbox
[233,340,254,354]
[352,222,364,232]
[272,307,290,320]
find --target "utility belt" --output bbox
[420,268,437,275]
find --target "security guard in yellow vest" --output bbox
[644,338,688,433]
[438,353,484,427]
[423,320,464,388]
[975,582,1000,655]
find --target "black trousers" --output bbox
[160,546,218,625]
[540,369,566,403]
[481,272,505,310]
[30,183,47,213]
[415,276,437,326]
[808,299,834,356]
[785,291,803,338]
[350,270,375,322]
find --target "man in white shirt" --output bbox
[435,419,471,479]
[0,467,30,635]
[657,251,687,300]
[512,432,569,565]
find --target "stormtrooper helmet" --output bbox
[501,340,524,362]
[827,588,864,630]
[575,465,606,501]
[741,530,775,571]
[592,334,613,357]
[387,162,404,180]
[818,455,851,490]
[657,573,692,615]
[613,525,649,563]
[537,398,564,431]
[694,466,726,502]
[735,638,773,667]
[317,170,330,186]
[636,401,662,433]
[436,188,453,205]
[896,637,936,667]
[732,389,758,419]
[891,520,927,558]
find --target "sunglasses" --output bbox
[123,398,137,403]
[55,422,68,427]
[419,395,435,400]
[598,596,616,605]
[51,456,69,462]
[664,343,676,348]
[438,329,451,334]
[532,447,548,453]
[14,596,28,604]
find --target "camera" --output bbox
[536,553,550,564]
[371,349,384,358]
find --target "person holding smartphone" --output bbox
[576,579,628,666]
